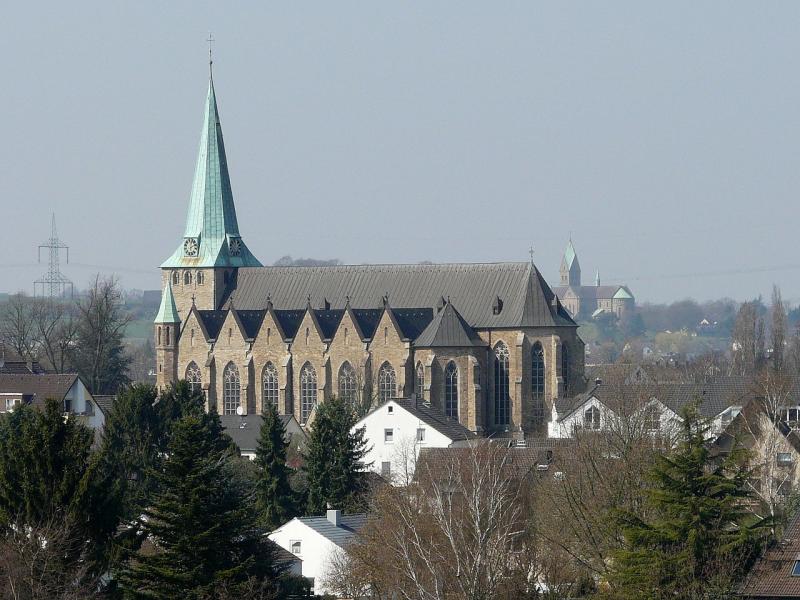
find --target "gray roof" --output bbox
[370,398,477,441]
[0,373,81,408]
[220,414,262,452]
[414,302,485,348]
[224,262,575,329]
[92,395,116,417]
[296,514,367,547]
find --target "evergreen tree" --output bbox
[612,403,769,599]
[255,402,297,529]
[120,407,280,599]
[304,395,370,515]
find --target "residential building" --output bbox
[0,343,47,375]
[739,511,800,599]
[155,67,586,439]
[268,509,366,596]
[353,397,476,483]
[219,413,306,460]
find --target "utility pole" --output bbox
[34,214,73,298]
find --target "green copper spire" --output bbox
[161,70,261,269]
[155,283,180,324]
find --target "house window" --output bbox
[384,428,394,443]
[494,342,510,426]
[415,362,424,399]
[387,405,393,414]
[584,406,601,430]
[416,428,425,442]
[381,461,391,477]
[300,363,317,424]
[186,362,202,395]
[291,541,301,555]
[644,407,661,432]
[4,398,18,412]
[262,362,279,407]
[378,362,396,403]
[781,407,800,427]
[338,362,356,404]
[445,362,459,419]
[792,560,800,576]
[223,363,240,415]
[531,342,545,398]
[777,452,793,466]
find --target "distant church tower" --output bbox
[559,239,581,287]
[159,64,262,318]
[154,283,180,390]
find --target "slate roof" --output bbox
[0,373,80,407]
[93,395,116,417]
[393,308,435,341]
[236,310,266,339]
[220,414,303,453]
[351,308,383,340]
[295,513,367,547]
[739,511,800,598]
[366,398,476,441]
[224,262,575,329]
[196,310,227,340]
[313,309,345,340]
[413,302,484,348]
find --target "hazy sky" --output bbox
[1,2,799,304]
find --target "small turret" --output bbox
[559,239,581,287]
[155,284,181,390]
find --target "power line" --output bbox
[33,214,74,298]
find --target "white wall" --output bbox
[268,519,340,596]
[66,380,105,431]
[354,400,455,484]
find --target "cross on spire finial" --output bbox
[207,32,215,75]
[528,246,535,264]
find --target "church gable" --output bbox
[292,309,326,350]
[252,306,287,349]
[329,306,366,349]
[372,307,405,347]
[218,309,247,348]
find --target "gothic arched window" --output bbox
[197,271,204,285]
[415,362,424,399]
[185,362,202,396]
[378,362,396,403]
[532,342,545,399]
[172,271,179,285]
[262,362,279,408]
[444,362,459,419]
[561,343,570,394]
[223,362,241,415]
[184,271,192,286]
[584,405,600,430]
[494,342,510,426]
[300,363,317,424]
[338,362,356,404]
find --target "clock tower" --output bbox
[160,66,262,317]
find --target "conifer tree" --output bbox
[612,402,769,599]
[255,402,297,530]
[120,407,280,598]
[304,395,370,515]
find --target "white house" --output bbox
[268,509,366,596]
[0,373,105,433]
[353,397,476,484]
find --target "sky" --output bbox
[1,2,799,304]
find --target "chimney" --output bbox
[327,509,341,527]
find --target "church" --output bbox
[154,70,586,438]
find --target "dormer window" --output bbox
[792,559,800,576]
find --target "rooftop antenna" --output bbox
[34,214,73,298]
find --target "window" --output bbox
[445,362,459,419]
[262,362,279,407]
[777,452,793,466]
[792,560,800,576]
[384,428,394,443]
[190,328,195,347]
[781,407,800,427]
[415,362,424,399]
[4,398,18,412]
[291,541,301,555]
[387,405,393,414]
[223,363,240,415]
[185,362,202,395]
[644,407,661,432]
[300,363,317,423]
[416,428,426,442]
[494,342,510,426]
[184,271,192,285]
[164,326,170,346]
[381,461,391,477]
[378,363,396,403]
[338,362,356,404]
[172,271,179,285]
[196,271,204,285]
[584,406,601,430]
[473,363,481,387]
[157,326,161,346]
[531,342,545,398]
[561,343,570,394]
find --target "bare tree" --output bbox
[732,301,765,376]
[770,285,787,372]
[30,299,76,373]
[0,294,39,360]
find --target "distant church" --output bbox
[552,240,634,319]
[155,67,586,439]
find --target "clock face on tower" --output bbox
[229,238,242,256]
[183,238,199,257]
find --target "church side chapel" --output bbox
[155,68,586,439]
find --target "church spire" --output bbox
[161,61,261,269]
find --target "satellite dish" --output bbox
[236,406,245,416]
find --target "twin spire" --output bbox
[161,62,261,269]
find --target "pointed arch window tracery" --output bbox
[223,362,240,415]
[378,363,396,403]
[186,362,202,396]
[300,363,317,424]
[415,362,424,399]
[532,342,545,399]
[338,362,357,405]
[262,362,279,408]
[494,342,510,426]
[444,362,459,419]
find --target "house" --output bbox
[0,343,47,375]
[0,373,105,433]
[739,511,800,599]
[548,377,748,440]
[219,413,306,460]
[270,541,303,577]
[268,509,366,596]
[352,397,476,484]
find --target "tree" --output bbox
[304,395,370,515]
[612,403,769,599]
[70,276,132,395]
[0,293,38,359]
[732,301,765,376]
[255,402,297,530]
[120,407,282,599]
[31,298,77,373]
[770,285,787,372]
